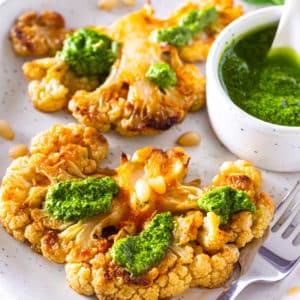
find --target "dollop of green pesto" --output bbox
[179,7,218,35]
[152,26,192,47]
[219,24,300,126]
[110,212,174,276]
[146,62,177,88]
[197,186,256,224]
[46,177,119,222]
[152,6,217,47]
[59,28,119,76]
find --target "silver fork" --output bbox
[217,180,300,300]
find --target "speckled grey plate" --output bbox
[0,0,299,299]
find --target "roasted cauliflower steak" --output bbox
[21,0,242,135]
[68,3,207,135]
[0,125,274,300]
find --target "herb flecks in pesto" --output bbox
[152,26,192,47]
[146,62,177,88]
[60,28,119,77]
[46,177,119,222]
[179,7,217,36]
[198,186,256,224]
[110,212,173,276]
[219,24,300,126]
[152,7,217,47]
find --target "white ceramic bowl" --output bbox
[206,6,300,172]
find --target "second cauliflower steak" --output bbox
[21,0,242,135]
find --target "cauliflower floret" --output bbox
[251,192,274,238]
[67,236,238,299]
[65,263,94,296]
[88,246,193,300]
[174,211,203,245]
[116,147,200,214]
[10,11,68,57]
[228,211,253,248]
[38,197,128,264]
[23,58,100,112]
[122,146,190,184]
[204,161,274,249]
[213,160,262,199]
[190,244,239,288]
[228,195,274,248]
[197,212,232,252]
[31,123,108,161]
[0,157,38,241]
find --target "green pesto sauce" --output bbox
[146,62,177,88]
[197,186,256,224]
[219,24,300,126]
[179,6,217,36]
[110,212,173,276]
[60,28,119,77]
[152,6,217,47]
[45,177,119,222]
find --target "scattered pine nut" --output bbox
[287,286,300,296]
[98,0,118,11]
[148,176,166,194]
[176,131,201,147]
[121,0,136,7]
[135,179,151,205]
[9,144,29,159]
[0,120,15,141]
[98,0,136,10]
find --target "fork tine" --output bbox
[289,223,300,241]
[271,180,300,226]
[275,201,300,235]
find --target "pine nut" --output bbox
[148,176,166,194]
[98,0,118,10]
[176,131,201,146]
[0,120,15,140]
[135,179,151,205]
[9,144,29,159]
[121,0,136,6]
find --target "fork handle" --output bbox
[216,279,254,300]
[216,254,261,300]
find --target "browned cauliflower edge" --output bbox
[10,11,69,57]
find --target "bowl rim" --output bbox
[207,5,300,134]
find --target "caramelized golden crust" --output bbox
[10,11,68,57]
[213,160,262,199]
